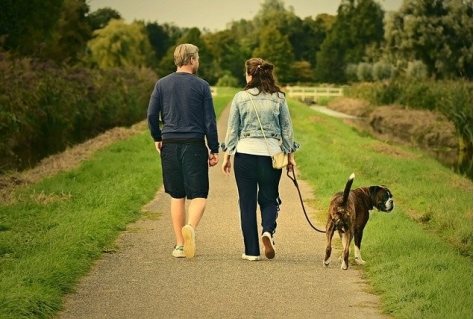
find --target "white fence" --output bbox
[285,86,343,103]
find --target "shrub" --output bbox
[0,52,157,172]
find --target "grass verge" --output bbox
[288,98,472,318]
[0,132,161,318]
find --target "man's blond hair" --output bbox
[174,44,199,67]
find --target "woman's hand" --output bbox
[287,152,296,172]
[221,154,232,176]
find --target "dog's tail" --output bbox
[341,173,355,206]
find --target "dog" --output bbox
[323,173,394,270]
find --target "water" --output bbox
[348,118,473,180]
[310,106,472,180]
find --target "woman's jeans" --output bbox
[234,152,282,256]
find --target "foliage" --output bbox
[203,29,250,87]
[384,0,473,80]
[45,0,92,63]
[344,80,473,149]
[86,7,121,31]
[215,73,239,87]
[356,62,373,82]
[145,22,184,71]
[0,0,64,57]
[86,19,152,68]
[315,0,384,83]
[253,26,294,84]
[372,61,392,81]
[157,27,210,79]
[0,52,157,172]
[406,60,428,80]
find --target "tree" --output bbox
[314,32,347,83]
[86,7,121,31]
[155,27,219,82]
[146,22,185,70]
[0,0,63,56]
[45,0,91,63]
[86,19,152,68]
[253,26,294,84]
[314,0,385,83]
[384,0,473,80]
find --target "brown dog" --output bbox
[323,173,394,270]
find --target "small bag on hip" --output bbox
[272,152,288,169]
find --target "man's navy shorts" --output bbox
[160,141,209,199]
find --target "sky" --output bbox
[87,0,404,32]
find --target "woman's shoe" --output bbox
[241,253,260,261]
[262,232,275,259]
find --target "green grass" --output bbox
[287,98,472,318]
[0,87,471,318]
[0,132,161,318]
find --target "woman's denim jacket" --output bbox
[221,88,299,155]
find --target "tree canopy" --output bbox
[1,0,471,84]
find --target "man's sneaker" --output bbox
[241,253,260,261]
[172,245,185,258]
[182,224,196,258]
[262,232,275,259]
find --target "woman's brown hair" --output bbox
[244,58,285,97]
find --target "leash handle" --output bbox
[286,169,326,234]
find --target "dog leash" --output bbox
[286,169,326,233]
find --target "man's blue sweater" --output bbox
[147,72,219,154]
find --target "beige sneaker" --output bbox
[182,224,196,258]
[262,232,275,259]
[172,245,185,258]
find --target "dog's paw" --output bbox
[323,260,330,267]
[340,262,348,270]
[355,257,366,265]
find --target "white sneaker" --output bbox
[262,232,275,259]
[182,224,196,258]
[172,245,185,258]
[241,253,260,261]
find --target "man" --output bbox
[147,43,219,259]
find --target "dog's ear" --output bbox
[369,186,379,197]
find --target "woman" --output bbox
[221,58,299,261]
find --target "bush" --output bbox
[0,52,157,172]
[344,79,473,150]
[216,73,239,87]
[357,62,373,82]
[372,61,392,81]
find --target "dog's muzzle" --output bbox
[377,197,394,212]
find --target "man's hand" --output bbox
[155,141,162,153]
[209,153,219,167]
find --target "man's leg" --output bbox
[170,197,186,246]
[187,197,206,229]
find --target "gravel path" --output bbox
[57,105,389,319]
